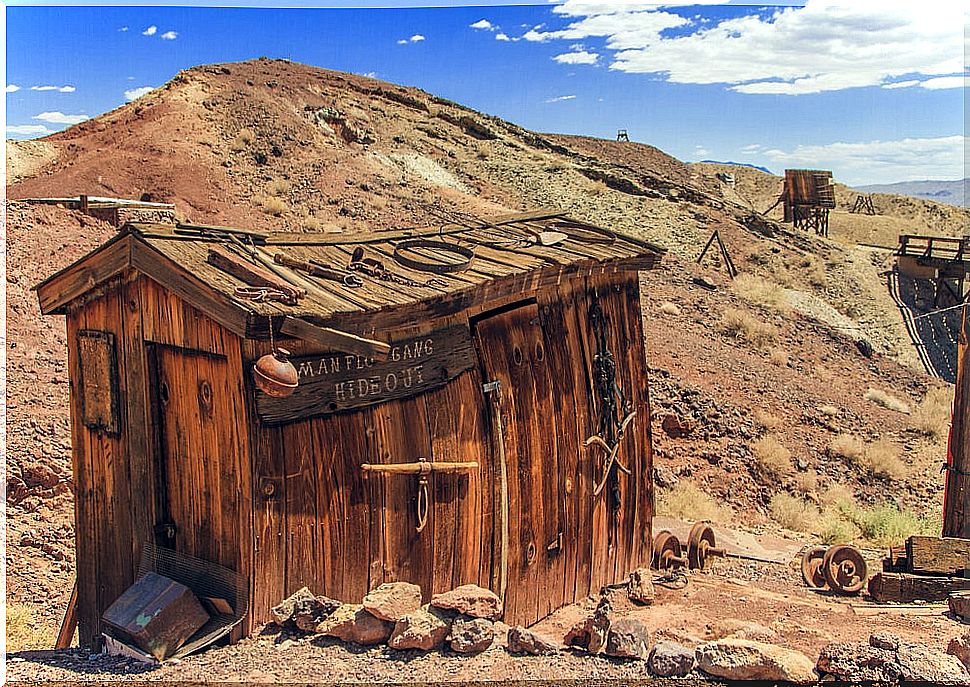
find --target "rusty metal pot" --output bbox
[253,347,298,397]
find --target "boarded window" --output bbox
[78,330,121,435]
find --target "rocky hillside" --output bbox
[5,58,957,649]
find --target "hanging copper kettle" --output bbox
[253,347,299,397]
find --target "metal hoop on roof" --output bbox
[392,238,474,274]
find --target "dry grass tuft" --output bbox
[6,602,49,652]
[753,409,782,431]
[847,503,939,547]
[751,435,792,477]
[587,179,609,195]
[794,470,818,495]
[258,195,287,217]
[864,388,911,414]
[230,127,256,152]
[818,404,839,417]
[862,439,907,481]
[911,386,953,440]
[656,481,732,524]
[770,349,790,367]
[720,308,778,349]
[830,434,864,462]
[770,493,817,532]
[659,302,681,316]
[265,179,289,197]
[732,274,791,315]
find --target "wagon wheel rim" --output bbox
[822,544,868,594]
[687,522,716,570]
[652,530,682,571]
[800,545,828,588]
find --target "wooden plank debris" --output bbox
[101,572,209,661]
[906,535,970,577]
[867,571,970,603]
[279,316,391,361]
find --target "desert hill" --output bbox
[5,58,957,650]
[857,178,968,209]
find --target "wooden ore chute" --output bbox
[781,169,836,236]
[35,209,664,648]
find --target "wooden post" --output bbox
[944,303,970,538]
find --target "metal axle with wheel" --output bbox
[653,530,689,570]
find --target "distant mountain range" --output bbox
[700,160,774,175]
[855,179,968,208]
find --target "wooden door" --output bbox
[153,346,245,573]
[474,303,565,626]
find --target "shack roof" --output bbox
[36,209,664,345]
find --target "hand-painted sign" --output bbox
[255,324,476,424]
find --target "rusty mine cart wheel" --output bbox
[821,544,868,595]
[653,530,687,571]
[687,522,720,571]
[800,545,828,589]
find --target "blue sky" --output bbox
[5,2,967,185]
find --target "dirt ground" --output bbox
[6,520,967,683]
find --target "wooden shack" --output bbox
[36,209,664,648]
[782,169,835,236]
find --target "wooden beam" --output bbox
[946,304,970,538]
[35,234,133,314]
[279,316,391,361]
[906,535,970,577]
[868,571,970,603]
[54,581,78,649]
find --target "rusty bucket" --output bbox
[253,348,298,397]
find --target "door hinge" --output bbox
[483,380,501,394]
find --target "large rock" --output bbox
[869,632,902,652]
[271,587,315,626]
[564,595,611,654]
[695,638,816,684]
[816,642,901,683]
[448,617,494,653]
[649,641,695,677]
[897,642,970,685]
[292,595,341,632]
[604,618,651,660]
[627,568,655,605]
[707,618,777,642]
[949,634,970,671]
[430,585,503,620]
[506,626,560,655]
[388,606,451,651]
[319,604,394,645]
[362,582,423,622]
[951,591,970,621]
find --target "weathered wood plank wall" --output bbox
[945,306,969,538]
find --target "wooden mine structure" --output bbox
[944,302,969,539]
[896,235,970,307]
[36,209,664,648]
[22,195,177,227]
[781,169,836,236]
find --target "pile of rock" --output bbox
[817,633,970,685]
[272,582,507,654]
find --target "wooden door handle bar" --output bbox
[360,461,479,475]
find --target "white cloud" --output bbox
[398,34,425,44]
[142,25,157,36]
[496,33,511,41]
[520,1,966,95]
[694,146,709,157]
[553,50,599,65]
[119,26,128,32]
[470,19,495,31]
[761,135,966,186]
[125,86,155,101]
[741,143,763,152]
[6,84,20,93]
[30,85,75,92]
[397,39,408,45]
[920,76,969,90]
[160,31,178,40]
[6,124,54,136]
[361,71,378,78]
[882,80,921,90]
[32,111,89,124]
[544,94,577,103]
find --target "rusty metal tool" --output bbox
[653,530,688,570]
[273,253,364,288]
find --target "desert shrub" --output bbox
[862,439,906,481]
[911,386,953,439]
[732,274,791,315]
[818,404,839,417]
[794,470,818,495]
[587,179,609,194]
[265,179,289,197]
[864,388,911,414]
[231,127,255,151]
[720,308,778,349]
[656,481,732,524]
[821,484,857,511]
[829,434,865,463]
[258,195,287,217]
[753,409,782,431]
[848,503,938,547]
[751,435,792,476]
[817,510,861,544]
[6,602,49,652]
[659,302,681,316]
[770,349,790,366]
[769,493,817,532]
